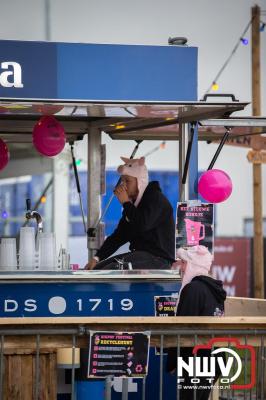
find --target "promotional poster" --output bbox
[88,331,150,378]
[176,202,214,253]
[154,296,178,317]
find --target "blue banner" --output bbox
[0,40,197,102]
[0,40,57,99]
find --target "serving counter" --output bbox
[0,270,181,318]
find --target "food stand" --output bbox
[1,39,266,399]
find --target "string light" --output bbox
[240,37,249,45]
[1,210,8,219]
[144,141,166,157]
[115,124,126,130]
[204,14,266,95]
[204,17,255,95]
[75,159,82,166]
[211,82,219,91]
[41,196,47,204]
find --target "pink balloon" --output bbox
[198,169,233,203]
[0,138,10,170]
[33,116,66,157]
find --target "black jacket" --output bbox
[166,275,226,373]
[177,275,226,316]
[96,181,175,262]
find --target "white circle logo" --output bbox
[211,347,242,382]
[48,296,67,315]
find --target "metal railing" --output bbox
[0,318,265,400]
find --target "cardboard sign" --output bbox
[154,296,178,317]
[88,331,150,378]
[247,150,266,164]
[154,296,178,355]
[176,202,214,253]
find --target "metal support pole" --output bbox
[182,124,195,185]
[92,140,142,232]
[34,334,40,400]
[53,152,70,254]
[71,335,76,400]
[179,122,189,201]
[122,378,129,400]
[142,376,146,400]
[70,143,87,233]
[159,335,164,400]
[207,127,231,170]
[87,128,102,260]
[105,376,112,400]
[179,122,199,201]
[44,0,51,41]
[0,336,4,400]
[176,334,180,400]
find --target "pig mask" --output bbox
[117,156,149,206]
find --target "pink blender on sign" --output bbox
[184,219,205,245]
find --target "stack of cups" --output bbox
[19,227,36,270]
[38,232,56,270]
[0,238,17,271]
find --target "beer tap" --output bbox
[25,198,43,247]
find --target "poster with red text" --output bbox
[88,331,150,378]
[176,202,214,254]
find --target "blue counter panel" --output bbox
[0,281,180,317]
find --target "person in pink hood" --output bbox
[167,245,226,399]
[175,245,214,308]
[85,156,175,270]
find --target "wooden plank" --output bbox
[47,353,57,400]
[7,355,23,400]
[1,314,266,350]
[3,355,11,399]
[1,315,266,325]
[3,348,55,355]
[225,296,266,316]
[1,333,266,350]
[3,351,57,400]
[21,355,33,400]
[38,354,46,400]
[151,335,266,348]
[252,4,264,299]
[209,131,266,150]
[247,150,266,164]
[33,352,57,400]
[253,161,264,298]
